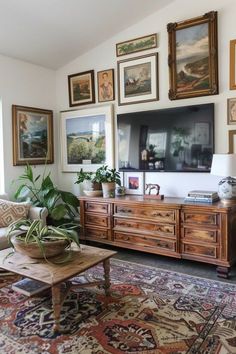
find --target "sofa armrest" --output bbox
[28,206,48,225]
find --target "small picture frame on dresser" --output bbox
[123,172,144,195]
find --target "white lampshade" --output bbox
[211,154,236,177]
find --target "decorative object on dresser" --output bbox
[116,33,157,56]
[96,165,121,198]
[60,105,114,172]
[167,11,218,100]
[210,154,236,202]
[123,172,144,195]
[12,105,54,165]
[68,70,95,106]
[117,53,158,105]
[227,98,236,124]
[144,183,164,200]
[230,39,236,90]
[97,69,115,102]
[79,195,236,278]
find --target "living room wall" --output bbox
[0,54,57,195]
[55,0,235,197]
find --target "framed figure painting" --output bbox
[97,69,115,102]
[12,105,54,166]
[167,11,218,100]
[60,104,114,172]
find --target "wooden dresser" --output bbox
[79,196,236,278]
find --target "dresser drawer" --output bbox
[114,231,176,252]
[182,211,218,226]
[85,214,109,227]
[85,227,108,240]
[114,204,175,222]
[182,243,217,259]
[114,217,175,237]
[85,202,109,214]
[182,227,218,243]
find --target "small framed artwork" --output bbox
[167,11,218,100]
[118,53,158,105]
[12,105,54,166]
[230,40,236,90]
[60,104,114,172]
[97,69,115,102]
[68,70,95,107]
[124,172,144,195]
[228,130,236,153]
[116,33,157,57]
[228,98,236,124]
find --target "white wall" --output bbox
[56,0,236,197]
[0,54,57,196]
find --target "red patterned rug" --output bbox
[0,259,236,353]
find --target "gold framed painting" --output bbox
[167,11,218,100]
[228,130,236,153]
[68,70,95,107]
[230,40,236,90]
[116,33,157,57]
[12,105,54,166]
[97,69,115,102]
[117,53,158,106]
[227,98,236,124]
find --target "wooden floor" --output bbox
[84,241,236,284]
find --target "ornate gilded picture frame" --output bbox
[230,40,236,90]
[167,11,218,100]
[12,105,54,166]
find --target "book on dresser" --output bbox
[187,190,219,198]
[12,278,50,296]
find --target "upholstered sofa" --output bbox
[0,194,48,250]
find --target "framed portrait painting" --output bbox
[97,69,115,102]
[228,98,236,124]
[117,53,158,105]
[12,105,54,166]
[123,172,144,195]
[167,11,218,100]
[60,104,114,172]
[68,70,95,107]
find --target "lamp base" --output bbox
[218,176,236,202]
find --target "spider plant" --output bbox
[7,219,79,263]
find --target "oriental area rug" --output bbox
[0,260,236,354]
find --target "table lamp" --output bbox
[210,154,236,202]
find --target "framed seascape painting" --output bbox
[12,105,54,166]
[116,33,157,57]
[167,11,218,100]
[97,69,115,102]
[123,172,144,195]
[68,70,95,107]
[118,53,158,105]
[60,105,114,172]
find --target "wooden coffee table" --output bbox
[0,244,117,332]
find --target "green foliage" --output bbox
[75,168,93,185]
[7,219,79,263]
[95,165,121,186]
[14,164,80,222]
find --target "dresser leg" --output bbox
[217,266,230,278]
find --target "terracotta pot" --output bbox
[102,182,116,198]
[11,235,69,259]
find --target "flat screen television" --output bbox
[117,103,214,172]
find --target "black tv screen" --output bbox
[117,103,214,172]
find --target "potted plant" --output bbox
[13,164,80,225]
[75,168,102,191]
[7,219,79,261]
[95,165,121,198]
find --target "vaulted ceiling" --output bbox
[0,0,174,69]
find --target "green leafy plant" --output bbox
[75,168,102,190]
[7,219,79,263]
[14,164,80,222]
[95,165,121,185]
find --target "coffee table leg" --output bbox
[103,258,111,296]
[51,284,62,332]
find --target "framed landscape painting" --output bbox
[123,172,144,195]
[60,105,114,172]
[167,11,218,100]
[116,33,157,57]
[230,40,236,90]
[68,70,95,107]
[12,105,54,166]
[118,53,158,105]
